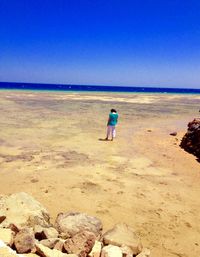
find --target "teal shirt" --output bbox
[108,112,118,126]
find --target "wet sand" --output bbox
[0,90,200,257]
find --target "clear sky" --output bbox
[0,0,200,88]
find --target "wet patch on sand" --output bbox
[71,180,102,194]
[0,153,34,162]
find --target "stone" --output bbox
[53,239,65,251]
[0,240,19,257]
[88,240,102,257]
[0,247,19,257]
[180,119,200,159]
[120,245,133,257]
[170,132,177,136]
[0,192,50,229]
[55,212,102,239]
[63,230,96,257]
[43,227,59,239]
[136,248,151,257]
[102,223,142,255]
[34,225,45,240]
[101,245,122,257]
[14,228,35,254]
[34,226,59,240]
[0,228,14,246]
[40,238,60,249]
[36,243,71,257]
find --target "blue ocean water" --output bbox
[0,82,200,94]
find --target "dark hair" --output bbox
[111,109,117,113]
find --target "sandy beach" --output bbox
[0,90,200,257]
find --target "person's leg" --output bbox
[111,126,116,141]
[106,126,111,140]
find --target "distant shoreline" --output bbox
[1,81,200,94]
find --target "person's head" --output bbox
[110,109,117,113]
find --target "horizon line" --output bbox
[0,81,199,90]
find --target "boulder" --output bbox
[136,248,151,257]
[0,192,50,229]
[55,212,102,239]
[14,228,35,254]
[88,240,102,257]
[36,243,77,257]
[102,223,142,255]
[0,228,14,246]
[180,119,200,159]
[101,245,122,257]
[63,231,96,257]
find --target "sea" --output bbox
[0,81,200,94]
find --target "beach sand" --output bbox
[0,90,200,257]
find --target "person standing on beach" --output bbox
[105,109,118,141]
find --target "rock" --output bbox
[0,192,50,229]
[180,119,200,159]
[23,254,39,257]
[136,248,151,257]
[170,132,177,136]
[63,231,96,257]
[0,216,6,224]
[0,228,14,246]
[34,225,59,240]
[14,228,35,254]
[8,224,20,234]
[88,240,102,257]
[120,245,133,257]
[55,212,102,239]
[34,225,45,240]
[101,245,122,257]
[40,238,60,249]
[53,239,65,252]
[43,227,59,239]
[36,243,73,257]
[102,223,142,255]
[0,240,19,257]
[0,247,19,257]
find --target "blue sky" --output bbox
[0,0,200,88]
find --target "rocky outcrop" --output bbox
[102,223,143,255]
[0,192,50,229]
[55,212,103,239]
[0,192,150,257]
[63,231,96,256]
[180,119,200,159]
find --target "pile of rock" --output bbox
[180,118,200,160]
[0,192,150,257]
